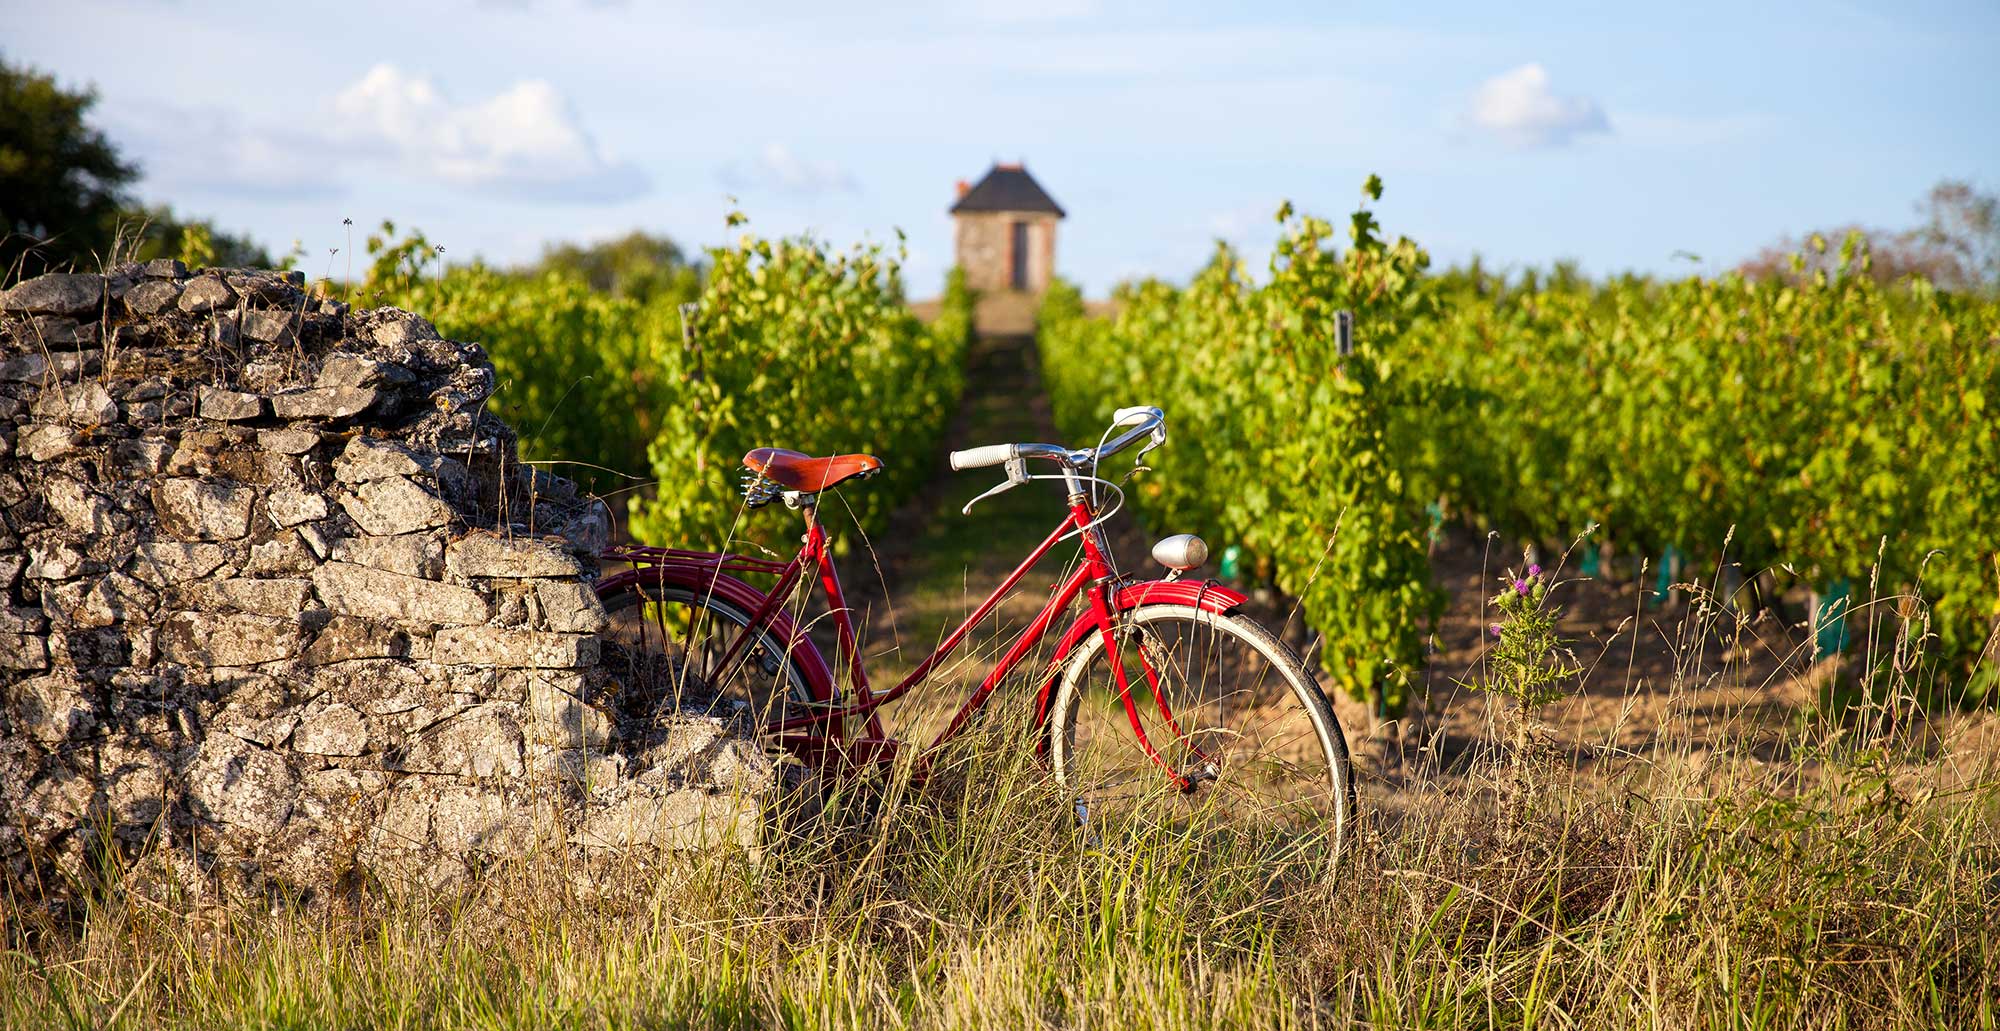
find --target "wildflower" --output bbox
[1514,578,1531,596]
[1489,622,1503,638]
[1528,563,1541,577]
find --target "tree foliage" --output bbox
[367,221,973,551]
[529,230,702,304]
[1406,233,2000,695]
[1041,179,1444,715]
[1045,178,2000,712]
[1739,179,2000,292]
[0,56,274,277]
[0,59,135,274]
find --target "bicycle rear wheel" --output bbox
[597,576,818,733]
[1047,604,1354,860]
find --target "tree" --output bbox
[529,231,701,303]
[0,56,276,278]
[0,58,136,274]
[1738,179,2000,292]
[1912,179,1999,289]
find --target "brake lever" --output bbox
[1135,428,1166,465]
[962,455,1029,515]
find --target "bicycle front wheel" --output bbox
[1047,604,1355,858]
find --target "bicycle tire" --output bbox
[1047,603,1355,859]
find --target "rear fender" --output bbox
[1030,578,1247,729]
[594,564,837,702]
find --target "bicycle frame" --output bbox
[601,490,1246,785]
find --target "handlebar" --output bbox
[947,405,1165,474]
[948,443,1016,471]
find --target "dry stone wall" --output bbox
[0,263,780,913]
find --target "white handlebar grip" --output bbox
[1113,405,1156,424]
[950,443,1016,471]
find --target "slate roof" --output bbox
[949,164,1066,217]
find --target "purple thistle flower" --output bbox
[1489,622,1503,638]
[1528,563,1542,577]
[1514,578,1531,596]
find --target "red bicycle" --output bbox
[595,406,1354,846]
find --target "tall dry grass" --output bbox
[5,561,1998,1029]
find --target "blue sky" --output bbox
[6,0,1995,295]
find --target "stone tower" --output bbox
[950,162,1065,295]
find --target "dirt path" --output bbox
[837,333,1088,737]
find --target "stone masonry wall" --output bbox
[0,263,779,914]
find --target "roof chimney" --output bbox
[955,178,970,198]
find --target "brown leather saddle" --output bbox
[742,448,884,492]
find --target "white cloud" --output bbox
[1464,63,1610,149]
[110,104,344,202]
[332,64,646,202]
[719,144,859,196]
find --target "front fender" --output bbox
[1032,578,1247,726]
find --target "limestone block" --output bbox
[198,386,264,421]
[9,673,96,745]
[0,273,103,315]
[554,500,611,556]
[445,533,584,579]
[334,436,428,483]
[246,532,316,575]
[434,626,598,669]
[201,577,313,617]
[330,532,444,579]
[0,633,49,671]
[20,425,78,462]
[176,275,235,314]
[241,309,297,344]
[304,615,414,665]
[33,382,117,425]
[157,610,302,666]
[26,541,88,580]
[152,478,258,541]
[293,704,370,756]
[0,604,43,631]
[534,579,610,634]
[266,487,330,528]
[0,353,48,381]
[404,704,525,778]
[123,279,182,316]
[270,386,379,420]
[73,571,160,628]
[525,673,614,750]
[185,736,295,837]
[310,561,489,625]
[574,788,761,852]
[318,354,413,390]
[373,316,441,348]
[127,541,228,587]
[44,476,123,533]
[258,427,322,455]
[339,476,452,536]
